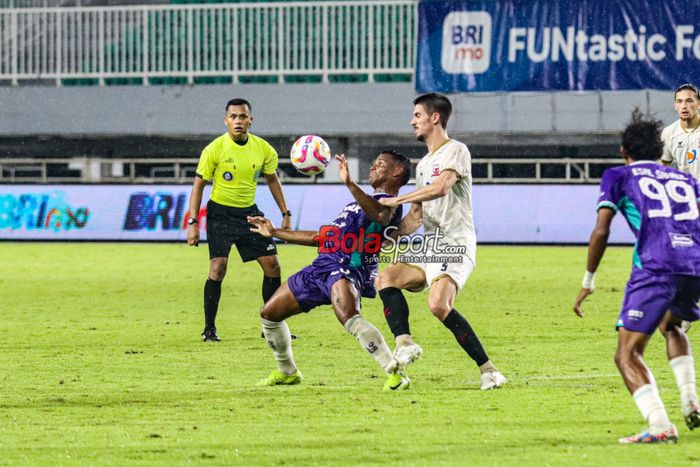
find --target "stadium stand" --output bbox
[0,0,678,184]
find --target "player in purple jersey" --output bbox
[574,109,700,444]
[247,151,413,391]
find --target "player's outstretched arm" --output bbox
[391,202,423,237]
[247,216,318,246]
[573,207,615,317]
[336,154,395,225]
[379,170,459,208]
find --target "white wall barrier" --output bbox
[0,184,635,243]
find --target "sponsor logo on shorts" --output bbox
[266,244,275,251]
[669,232,694,248]
[627,309,644,319]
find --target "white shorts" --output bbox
[402,252,475,293]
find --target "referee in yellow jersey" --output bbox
[187,98,291,342]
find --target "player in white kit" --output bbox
[661,83,700,333]
[376,93,506,390]
[661,83,700,181]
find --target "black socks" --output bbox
[262,276,281,303]
[442,309,489,366]
[204,278,222,329]
[378,287,411,337]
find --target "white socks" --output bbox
[670,355,698,410]
[261,318,297,375]
[344,315,393,373]
[632,384,672,429]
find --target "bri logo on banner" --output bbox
[123,192,206,231]
[0,193,89,231]
[442,11,492,74]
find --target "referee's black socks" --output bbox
[442,309,489,366]
[378,287,411,337]
[204,278,222,329]
[262,276,281,303]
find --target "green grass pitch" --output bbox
[1,243,699,465]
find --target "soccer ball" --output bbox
[290,135,331,176]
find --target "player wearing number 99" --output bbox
[574,109,700,444]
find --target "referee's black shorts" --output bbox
[206,200,277,262]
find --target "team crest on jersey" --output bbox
[222,171,233,181]
[687,149,699,164]
[432,165,441,177]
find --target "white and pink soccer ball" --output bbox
[290,135,331,176]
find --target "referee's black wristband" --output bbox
[282,210,292,217]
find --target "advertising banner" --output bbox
[416,0,700,92]
[0,184,635,244]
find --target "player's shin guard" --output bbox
[262,276,281,303]
[442,309,489,367]
[204,278,222,329]
[633,384,673,429]
[670,355,699,410]
[378,287,411,338]
[261,318,297,375]
[344,315,393,372]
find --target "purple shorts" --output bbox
[287,264,363,312]
[617,269,700,334]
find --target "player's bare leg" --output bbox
[376,263,426,372]
[202,256,227,341]
[616,327,677,443]
[659,311,700,430]
[429,276,506,390]
[330,279,403,388]
[256,283,304,386]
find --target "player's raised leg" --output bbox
[330,279,409,390]
[428,276,506,390]
[659,310,700,430]
[376,262,426,372]
[256,283,304,386]
[616,327,677,443]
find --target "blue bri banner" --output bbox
[416,0,700,92]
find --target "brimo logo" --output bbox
[441,11,492,74]
[313,226,467,263]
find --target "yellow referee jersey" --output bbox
[196,133,278,208]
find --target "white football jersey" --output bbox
[661,119,700,181]
[415,139,476,264]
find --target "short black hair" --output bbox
[226,98,252,112]
[413,93,452,128]
[674,83,699,100]
[621,108,664,161]
[380,149,412,186]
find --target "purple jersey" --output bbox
[598,161,700,275]
[312,192,403,297]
